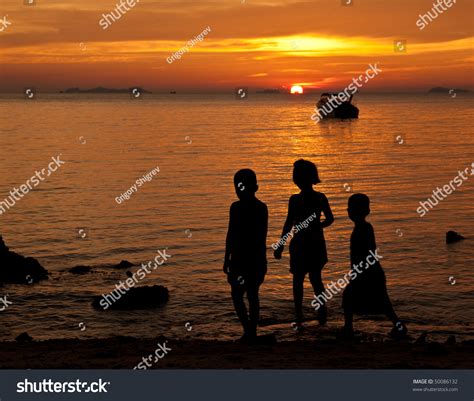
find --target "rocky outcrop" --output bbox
[0,236,48,284]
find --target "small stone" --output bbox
[115,260,134,269]
[69,265,92,275]
[446,231,465,244]
[445,335,456,345]
[16,332,33,343]
[415,332,428,344]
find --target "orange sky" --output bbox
[0,0,472,92]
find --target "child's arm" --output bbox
[320,194,334,228]
[274,197,294,259]
[262,204,269,247]
[223,204,236,274]
[366,223,377,251]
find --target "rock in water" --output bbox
[69,265,92,275]
[115,260,134,269]
[446,231,465,244]
[0,236,48,284]
[92,285,169,310]
[15,332,33,343]
[415,332,428,345]
[445,335,456,345]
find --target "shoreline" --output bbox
[1,335,473,369]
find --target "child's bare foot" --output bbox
[238,332,257,344]
[317,307,327,325]
[337,326,355,340]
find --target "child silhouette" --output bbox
[341,194,407,338]
[274,160,334,328]
[224,169,268,341]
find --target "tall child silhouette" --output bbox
[341,193,407,338]
[224,169,268,341]
[274,160,334,328]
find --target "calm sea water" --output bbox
[0,93,473,341]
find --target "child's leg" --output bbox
[385,298,400,325]
[342,290,354,331]
[246,282,260,338]
[292,273,305,323]
[343,305,354,330]
[385,296,408,336]
[308,270,327,323]
[231,284,249,334]
[384,295,408,331]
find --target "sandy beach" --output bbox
[1,333,473,370]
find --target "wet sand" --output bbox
[0,335,473,369]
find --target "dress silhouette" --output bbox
[341,193,407,338]
[274,159,334,328]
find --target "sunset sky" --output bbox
[0,0,472,92]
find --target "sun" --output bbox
[290,85,303,94]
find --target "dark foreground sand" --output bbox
[0,336,473,369]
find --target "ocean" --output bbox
[0,92,473,341]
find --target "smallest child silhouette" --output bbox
[224,169,268,342]
[342,194,407,338]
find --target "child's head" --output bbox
[293,159,321,190]
[348,193,370,222]
[234,169,258,200]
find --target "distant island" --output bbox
[428,87,470,93]
[256,89,281,94]
[60,87,152,94]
